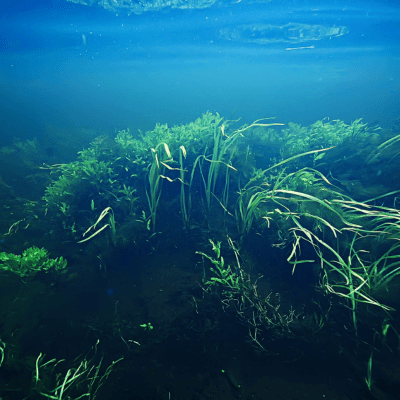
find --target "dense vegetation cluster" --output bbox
[1,112,400,398]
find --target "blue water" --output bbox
[1,0,399,146]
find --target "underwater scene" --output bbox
[1,0,400,399]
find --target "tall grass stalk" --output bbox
[146,143,172,231]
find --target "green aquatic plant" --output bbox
[187,118,284,228]
[178,145,189,227]
[189,124,238,218]
[197,240,243,295]
[42,157,115,229]
[146,142,174,231]
[0,246,67,278]
[365,349,373,391]
[13,138,38,155]
[279,118,378,162]
[78,207,117,245]
[233,158,400,336]
[114,112,226,164]
[155,111,225,156]
[42,138,142,238]
[33,343,123,400]
[236,162,343,237]
[333,199,400,296]
[365,132,400,165]
[42,112,231,237]
[197,238,298,349]
[0,338,5,368]
[139,322,154,331]
[286,199,400,334]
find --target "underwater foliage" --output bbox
[0,246,67,278]
[3,112,400,398]
[39,114,400,321]
[41,112,283,239]
[198,239,298,347]
[278,118,379,161]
